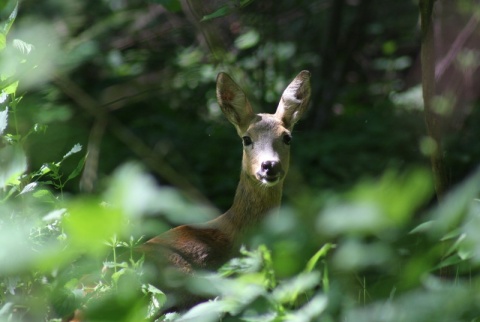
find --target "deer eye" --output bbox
[283,134,292,145]
[242,136,253,146]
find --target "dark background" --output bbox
[7,0,480,210]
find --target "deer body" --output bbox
[65,71,310,321]
[141,71,310,278]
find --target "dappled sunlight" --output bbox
[1,0,480,321]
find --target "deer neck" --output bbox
[211,172,283,242]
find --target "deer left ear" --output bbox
[216,72,254,132]
[275,70,311,129]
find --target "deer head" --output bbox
[216,71,311,187]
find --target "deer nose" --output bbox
[261,161,281,177]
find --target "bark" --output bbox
[419,0,449,200]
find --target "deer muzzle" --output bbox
[257,160,284,186]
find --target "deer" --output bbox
[138,70,311,307]
[66,70,311,320]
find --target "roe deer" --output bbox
[67,71,311,320]
[137,70,311,308]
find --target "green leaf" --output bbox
[0,79,16,92]
[65,153,86,183]
[0,33,6,51]
[0,145,26,188]
[63,143,82,160]
[286,294,328,321]
[19,182,37,195]
[272,272,320,305]
[409,220,435,234]
[32,189,56,203]
[105,162,215,221]
[2,2,18,35]
[111,268,127,285]
[0,108,7,135]
[3,80,18,94]
[201,5,231,22]
[427,166,480,239]
[179,299,229,321]
[143,284,167,318]
[234,29,260,50]
[304,243,335,273]
[12,39,34,54]
[63,198,125,255]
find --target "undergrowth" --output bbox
[2,3,480,322]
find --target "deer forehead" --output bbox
[244,114,288,138]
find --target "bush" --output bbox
[2,1,480,321]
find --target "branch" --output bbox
[54,74,215,209]
[435,14,478,80]
[419,0,449,200]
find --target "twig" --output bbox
[435,15,478,80]
[54,73,215,208]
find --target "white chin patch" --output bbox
[259,176,280,187]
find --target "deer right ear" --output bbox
[216,73,254,131]
[275,70,311,129]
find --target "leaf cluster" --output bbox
[1,1,480,322]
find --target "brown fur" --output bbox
[68,71,311,320]
[137,71,311,310]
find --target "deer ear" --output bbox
[216,73,254,130]
[275,70,311,129]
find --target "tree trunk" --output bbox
[419,0,449,200]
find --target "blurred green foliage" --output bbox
[1,0,480,321]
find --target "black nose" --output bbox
[261,161,281,176]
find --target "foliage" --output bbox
[1,0,480,321]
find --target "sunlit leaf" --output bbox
[7,20,60,89]
[409,220,434,234]
[2,80,18,94]
[32,189,56,201]
[0,302,14,316]
[272,272,320,304]
[12,38,34,54]
[285,294,328,322]
[427,166,480,239]
[63,143,82,159]
[0,34,5,51]
[65,153,86,183]
[235,29,260,50]
[333,239,393,271]
[304,243,335,273]
[111,268,127,285]
[0,215,68,274]
[63,198,125,255]
[43,208,67,221]
[19,182,37,195]
[0,107,7,135]
[344,283,473,322]
[0,222,33,274]
[316,169,432,237]
[348,168,433,225]
[143,284,167,318]
[317,202,386,236]
[105,162,216,222]
[177,300,226,322]
[2,2,18,35]
[0,145,27,188]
